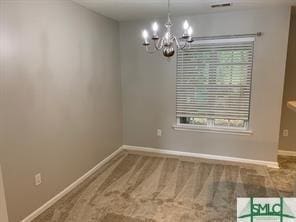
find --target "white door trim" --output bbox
[0,165,9,222]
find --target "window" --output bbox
[176,37,254,132]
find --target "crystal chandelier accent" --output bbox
[141,0,194,58]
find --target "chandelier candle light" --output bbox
[142,0,194,58]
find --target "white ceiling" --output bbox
[73,0,296,21]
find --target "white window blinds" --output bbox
[176,37,254,129]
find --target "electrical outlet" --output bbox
[157,129,162,137]
[35,173,42,186]
[283,129,289,137]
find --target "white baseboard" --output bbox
[278,149,296,157]
[21,146,123,222]
[122,145,279,169]
[21,144,279,222]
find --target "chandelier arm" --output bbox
[173,37,188,50]
[153,38,164,51]
[144,44,157,54]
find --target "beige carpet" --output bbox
[33,151,296,222]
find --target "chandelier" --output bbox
[141,0,194,58]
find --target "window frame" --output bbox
[174,37,255,135]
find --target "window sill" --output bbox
[172,124,253,136]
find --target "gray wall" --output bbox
[120,7,290,162]
[279,7,296,151]
[0,1,122,221]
